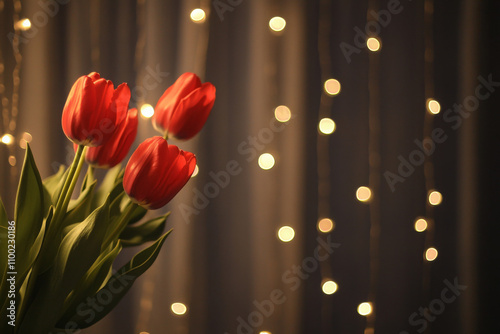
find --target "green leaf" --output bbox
[57,241,122,325]
[43,165,67,205]
[127,203,147,225]
[18,198,111,334]
[0,147,47,330]
[120,213,169,247]
[13,144,46,284]
[81,166,96,193]
[93,165,123,208]
[61,180,97,231]
[38,180,97,273]
[60,230,172,329]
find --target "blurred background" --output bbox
[1,0,499,333]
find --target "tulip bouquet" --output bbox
[0,72,215,334]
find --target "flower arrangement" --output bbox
[0,72,216,334]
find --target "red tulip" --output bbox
[123,136,196,209]
[62,72,130,146]
[152,72,216,140]
[82,107,138,168]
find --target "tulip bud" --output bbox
[83,107,138,168]
[62,72,131,146]
[152,72,216,140]
[123,136,196,209]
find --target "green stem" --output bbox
[163,130,169,140]
[59,147,86,218]
[52,145,85,227]
[103,202,138,248]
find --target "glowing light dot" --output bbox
[428,190,442,206]
[367,37,381,52]
[1,134,14,145]
[22,132,32,142]
[274,105,291,122]
[357,302,373,316]
[171,303,187,315]
[322,280,338,295]
[414,218,428,232]
[427,99,441,115]
[140,104,154,118]
[278,226,295,242]
[318,218,335,233]
[190,8,206,23]
[425,247,438,261]
[260,332,272,334]
[269,16,286,32]
[191,164,199,178]
[324,79,341,96]
[318,118,336,135]
[356,186,372,202]
[15,18,31,31]
[258,153,275,170]
[8,155,16,166]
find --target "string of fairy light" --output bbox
[357,0,383,331]
[421,0,442,317]
[0,0,32,184]
[316,0,339,331]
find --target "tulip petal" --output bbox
[85,108,138,168]
[111,83,131,123]
[152,72,201,132]
[168,82,216,139]
[123,137,196,209]
[62,75,97,144]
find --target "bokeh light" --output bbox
[318,218,335,233]
[425,247,438,261]
[428,190,442,206]
[356,186,372,202]
[357,302,373,316]
[322,280,338,295]
[278,226,295,242]
[318,118,336,135]
[140,104,155,118]
[274,105,291,122]
[414,218,428,232]
[190,8,206,23]
[324,79,341,96]
[191,164,199,178]
[427,99,441,115]
[171,303,187,315]
[258,153,275,170]
[269,17,286,32]
[1,134,14,145]
[367,37,381,51]
[15,18,31,31]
